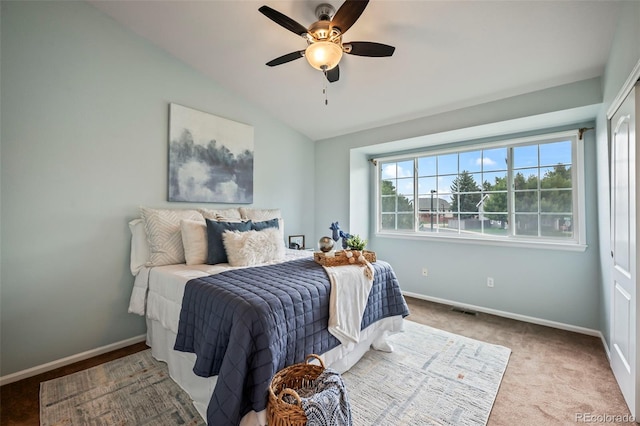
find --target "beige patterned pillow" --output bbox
[140,207,202,266]
[239,208,281,221]
[198,208,242,222]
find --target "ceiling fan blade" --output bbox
[259,5,308,36]
[345,41,395,57]
[266,51,305,67]
[330,0,369,34]
[325,65,340,83]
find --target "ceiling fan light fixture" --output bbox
[305,41,343,71]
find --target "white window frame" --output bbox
[374,130,587,251]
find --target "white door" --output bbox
[610,85,638,417]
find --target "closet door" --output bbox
[610,84,638,417]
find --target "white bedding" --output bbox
[130,249,405,425]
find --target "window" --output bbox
[377,131,585,248]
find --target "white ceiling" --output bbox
[88,0,622,141]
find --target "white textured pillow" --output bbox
[180,219,208,265]
[140,207,202,266]
[198,208,242,222]
[128,218,150,276]
[222,227,285,267]
[239,207,281,221]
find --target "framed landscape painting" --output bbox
[168,103,254,203]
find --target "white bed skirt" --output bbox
[146,315,405,425]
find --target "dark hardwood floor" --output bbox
[0,342,148,426]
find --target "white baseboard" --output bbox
[404,291,603,337]
[0,334,147,387]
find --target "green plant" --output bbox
[346,234,367,250]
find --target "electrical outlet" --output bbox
[422,268,428,277]
[487,277,494,288]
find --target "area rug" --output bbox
[39,350,204,426]
[40,320,510,426]
[342,320,511,425]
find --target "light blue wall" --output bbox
[596,1,640,345]
[0,1,314,376]
[315,78,604,330]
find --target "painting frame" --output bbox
[288,235,305,250]
[168,103,254,203]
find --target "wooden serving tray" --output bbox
[313,250,377,266]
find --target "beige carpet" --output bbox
[405,297,633,425]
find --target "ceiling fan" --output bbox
[259,0,395,83]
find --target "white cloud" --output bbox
[477,157,497,166]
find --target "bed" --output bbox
[127,207,409,425]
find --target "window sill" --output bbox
[375,231,587,252]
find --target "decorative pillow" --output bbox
[128,218,150,276]
[206,219,252,265]
[198,208,242,222]
[251,218,279,231]
[223,228,285,267]
[180,219,208,265]
[239,207,281,221]
[140,207,202,266]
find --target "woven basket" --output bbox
[313,250,377,267]
[267,354,325,426]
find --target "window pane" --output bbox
[381,196,396,212]
[418,156,436,176]
[459,150,482,173]
[515,214,538,236]
[439,174,457,193]
[438,153,458,175]
[398,195,414,212]
[540,140,571,166]
[418,177,437,195]
[381,163,397,179]
[381,214,396,230]
[514,169,538,190]
[483,171,507,190]
[381,179,397,195]
[514,144,538,168]
[397,160,414,178]
[541,189,572,212]
[541,214,573,238]
[515,191,538,212]
[397,214,414,230]
[541,165,572,189]
[483,191,508,222]
[397,177,414,195]
[482,148,507,172]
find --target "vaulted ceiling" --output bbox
[88,0,622,141]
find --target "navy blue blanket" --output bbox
[174,257,409,425]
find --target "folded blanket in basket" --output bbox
[298,369,352,426]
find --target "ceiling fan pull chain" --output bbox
[323,72,328,105]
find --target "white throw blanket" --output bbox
[324,263,375,345]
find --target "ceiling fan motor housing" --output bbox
[315,3,336,21]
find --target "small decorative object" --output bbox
[339,230,352,249]
[346,234,367,251]
[288,235,305,250]
[318,236,335,253]
[329,222,341,242]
